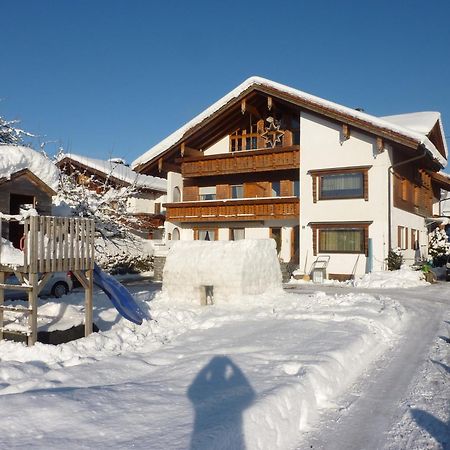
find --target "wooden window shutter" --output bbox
[364,170,369,201]
[216,184,230,199]
[312,175,317,203]
[405,227,408,249]
[312,226,317,256]
[183,185,199,201]
[280,180,293,197]
[397,226,403,248]
[364,227,369,256]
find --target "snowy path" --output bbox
[295,284,450,450]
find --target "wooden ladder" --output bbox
[0,272,39,345]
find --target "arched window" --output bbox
[172,228,180,240]
[173,186,181,202]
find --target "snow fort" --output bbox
[162,239,282,304]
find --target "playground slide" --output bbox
[93,264,149,325]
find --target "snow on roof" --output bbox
[132,76,447,170]
[0,145,60,190]
[381,112,440,135]
[59,153,167,192]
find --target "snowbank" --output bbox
[0,237,24,266]
[354,267,428,289]
[0,145,60,190]
[163,239,282,304]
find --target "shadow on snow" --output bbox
[187,356,255,450]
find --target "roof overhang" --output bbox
[430,171,450,191]
[0,168,57,196]
[132,77,447,174]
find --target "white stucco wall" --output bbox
[299,111,392,277]
[391,207,428,264]
[203,136,229,156]
[127,191,166,214]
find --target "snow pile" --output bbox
[354,267,428,289]
[0,145,60,190]
[0,237,24,266]
[163,239,282,304]
[381,111,440,135]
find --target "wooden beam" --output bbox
[267,96,273,111]
[73,270,89,289]
[36,272,53,296]
[180,143,202,158]
[27,272,38,346]
[342,124,350,141]
[241,98,246,115]
[377,137,384,153]
[244,103,262,119]
[85,269,93,337]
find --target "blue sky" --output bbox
[1,0,449,165]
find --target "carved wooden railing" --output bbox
[180,145,300,178]
[164,197,299,222]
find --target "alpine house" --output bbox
[132,77,449,280]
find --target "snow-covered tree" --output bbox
[0,114,34,145]
[428,226,450,266]
[54,163,153,272]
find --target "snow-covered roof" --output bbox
[381,112,440,135]
[132,76,447,170]
[58,153,166,192]
[0,145,60,190]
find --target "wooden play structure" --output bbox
[0,215,95,346]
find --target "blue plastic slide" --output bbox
[93,264,149,325]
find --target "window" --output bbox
[173,186,181,202]
[231,185,244,199]
[293,180,300,197]
[271,181,280,197]
[411,229,419,250]
[172,228,180,240]
[319,228,365,253]
[320,172,364,199]
[270,227,282,254]
[397,226,408,250]
[230,228,245,240]
[197,229,215,241]
[199,186,216,201]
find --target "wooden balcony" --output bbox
[180,145,300,178]
[164,197,299,223]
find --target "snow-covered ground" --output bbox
[0,280,448,449]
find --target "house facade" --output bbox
[57,153,167,238]
[132,77,449,279]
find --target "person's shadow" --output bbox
[187,356,255,450]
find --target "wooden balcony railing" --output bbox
[164,197,299,223]
[180,145,300,178]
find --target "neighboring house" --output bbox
[0,145,59,248]
[57,153,167,238]
[132,76,449,279]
